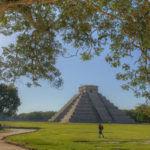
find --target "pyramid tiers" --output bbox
[49,85,135,123]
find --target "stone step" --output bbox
[76,107,93,112]
[76,104,94,107]
[70,120,98,123]
[70,117,98,122]
[73,112,96,115]
[69,93,101,123]
[49,94,79,122]
[98,94,135,123]
[73,116,97,120]
[72,113,98,118]
[73,109,96,113]
[61,95,82,123]
[88,92,113,122]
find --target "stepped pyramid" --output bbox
[49,85,135,123]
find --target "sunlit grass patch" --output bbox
[0,122,150,150]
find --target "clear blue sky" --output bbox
[0,34,145,114]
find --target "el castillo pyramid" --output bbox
[49,85,135,123]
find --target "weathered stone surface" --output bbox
[49,85,135,123]
[48,94,79,122]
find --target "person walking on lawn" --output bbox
[98,123,104,138]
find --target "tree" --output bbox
[0,1,63,88]
[57,0,150,100]
[135,103,150,122]
[123,109,137,121]
[18,111,56,121]
[0,0,149,99]
[123,103,150,123]
[0,84,21,116]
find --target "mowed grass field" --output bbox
[0,122,150,150]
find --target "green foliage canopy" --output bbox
[0,0,149,99]
[123,103,150,123]
[135,103,150,122]
[0,1,62,88]
[0,84,21,116]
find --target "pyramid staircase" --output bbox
[49,94,79,122]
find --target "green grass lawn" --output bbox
[0,121,150,150]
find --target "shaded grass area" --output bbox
[0,128,9,133]
[0,121,150,150]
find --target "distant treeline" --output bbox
[123,104,150,123]
[0,111,56,122]
[1,104,150,123]
[17,111,56,122]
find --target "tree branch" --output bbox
[85,0,123,23]
[0,0,56,17]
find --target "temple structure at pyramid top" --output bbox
[79,85,98,93]
[49,85,135,123]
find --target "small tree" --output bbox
[0,84,21,116]
[135,104,150,123]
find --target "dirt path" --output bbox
[0,129,36,150]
